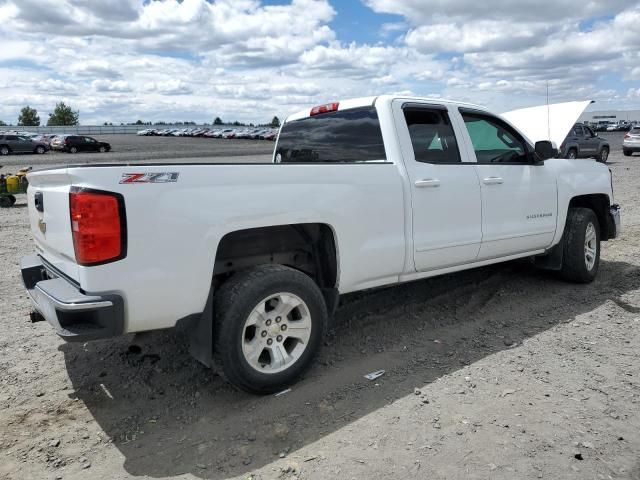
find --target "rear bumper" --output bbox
[622,144,640,152]
[21,254,125,342]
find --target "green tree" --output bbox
[47,102,79,126]
[213,117,223,125]
[18,106,40,126]
[0,120,6,127]
[270,116,280,128]
[135,119,144,125]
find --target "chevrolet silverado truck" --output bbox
[20,96,620,394]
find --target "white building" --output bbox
[579,110,640,126]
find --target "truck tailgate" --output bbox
[26,168,79,281]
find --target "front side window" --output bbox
[461,111,529,164]
[584,126,594,137]
[573,125,584,136]
[275,107,386,163]
[403,107,461,163]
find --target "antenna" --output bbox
[546,81,551,141]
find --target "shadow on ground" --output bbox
[60,257,640,479]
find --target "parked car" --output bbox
[623,127,640,156]
[0,134,49,155]
[49,135,70,150]
[558,123,610,162]
[62,135,111,153]
[20,95,620,394]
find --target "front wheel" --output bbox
[213,265,328,394]
[0,145,9,156]
[35,146,45,154]
[99,146,107,153]
[597,147,609,163]
[559,208,600,283]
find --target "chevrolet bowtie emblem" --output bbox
[38,219,47,235]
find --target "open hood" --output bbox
[501,100,593,148]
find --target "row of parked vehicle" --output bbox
[0,131,111,155]
[592,122,638,132]
[136,127,279,140]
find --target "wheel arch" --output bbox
[568,194,612,240]
[187,223,340,368]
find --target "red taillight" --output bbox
[69,188,126,266]
[625,133,630,139]
[310,102,339,116]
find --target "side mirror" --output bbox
[594,132,598,137]
[534,140,556,161]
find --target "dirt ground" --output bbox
[1,133,639,480]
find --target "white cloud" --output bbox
[0,0,638,124]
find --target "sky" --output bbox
[0,0,638,125]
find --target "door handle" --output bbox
[483,176,504,185]
[415,178,441,188]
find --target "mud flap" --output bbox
[533,237,564,271]
[187,286,214,368]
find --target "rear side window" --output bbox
[403,107,461,163]
[573,125,584,136]
[275,107,386,163]
[631,128,640,134]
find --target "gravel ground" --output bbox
[1,133,639,480]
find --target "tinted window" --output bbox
[84,137,95,143]
[5,135,18,141]
[631,128,640,134]
[403,107,461,163]
[461,112,529,164]
[573,125,584,136]
[275,107,386,163]
[584,126,594,137]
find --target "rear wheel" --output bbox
[213,264,327,394]
[623,149,632,157]
[597,147,609,163]
[559,208,600,283]
[566,148,577,159]
[69,146,78,154]
[0,145,9,156]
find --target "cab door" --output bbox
[457,108,558,259]
[392,101,482,272]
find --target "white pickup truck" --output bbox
[21,95,620,393]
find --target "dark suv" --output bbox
[559,123,610,163]
[63,136,111,154]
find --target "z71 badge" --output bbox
[120,172,179,184]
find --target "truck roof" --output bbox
[285,95,488,122]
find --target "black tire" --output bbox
[213,264,327,394]
[566,148,577,159]
[0,145,9,156]
[0,195,16,208]
[623,149,632,157]
[99,146,106,153]
[597,147,609,163]
[69,146,78,154]
[35,146,45,154]
[559,208,600,283]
